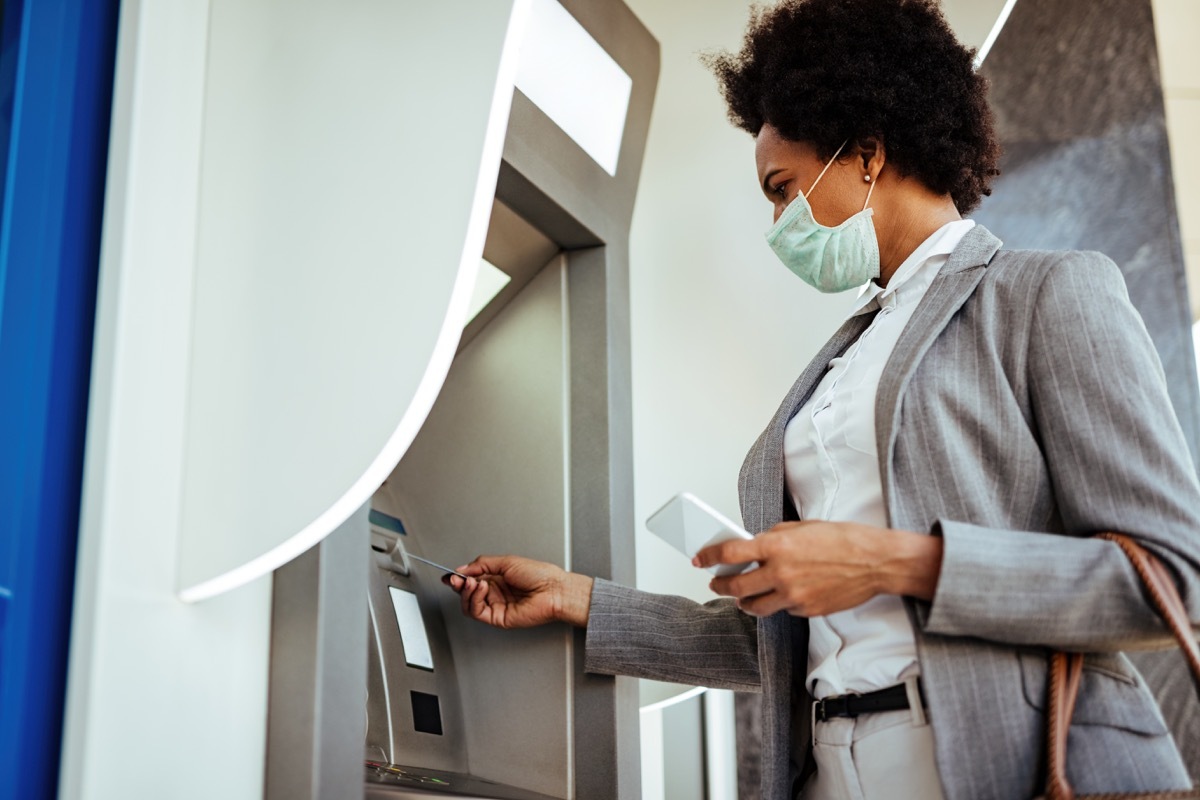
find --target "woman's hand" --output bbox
[695,521,943,617]
[443,555,594,629]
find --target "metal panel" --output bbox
[363,531,470,774]
[496,3,659,795]
[266,506,370,800]
[662,695,706,800]
[380,257,573,799]
[462,198,560,350]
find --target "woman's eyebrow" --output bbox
[761,168,785,194]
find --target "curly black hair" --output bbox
[704,0,1001,213]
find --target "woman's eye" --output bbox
[772,183,789,200]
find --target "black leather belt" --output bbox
[813,681,924,722]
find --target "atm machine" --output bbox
[263,2,659,799]
[361,198,579,800]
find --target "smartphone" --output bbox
[646,492,756,576]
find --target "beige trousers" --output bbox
[800,703,947,800]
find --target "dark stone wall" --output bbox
[975,0,1200,464]
[973,0,1199,780]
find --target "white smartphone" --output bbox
[646,492,757,577]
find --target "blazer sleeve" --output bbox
[922,251,1200,650]
[583,578,762,692]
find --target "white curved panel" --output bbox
[177,0,530,600]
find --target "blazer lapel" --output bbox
[739,311,878,534]
[874,224,1003,520]
[746,314,879,800]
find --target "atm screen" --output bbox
[388,587,434,670]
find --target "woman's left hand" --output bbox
[695,521,943,617]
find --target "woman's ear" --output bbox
[855,136,886,181]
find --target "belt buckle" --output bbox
[814,697,829,723]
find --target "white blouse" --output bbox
[784,219,976,699]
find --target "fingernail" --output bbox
[691,556,701,567]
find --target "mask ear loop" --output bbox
[861,175,876,211]
[804,139,848,199]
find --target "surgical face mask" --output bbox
[764,140,880,293]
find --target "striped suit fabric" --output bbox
[585,224,1200,799]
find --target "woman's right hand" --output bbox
[443,555,593,629]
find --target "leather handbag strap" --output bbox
[1097,533,1200,693]
[1042,533,1200,800]
[1045,652,1085,800]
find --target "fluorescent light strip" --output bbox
[639,685,708,715]
[515,0,631,176]
[974,0,1020,69]
[466,258,512,325]
[1192,320,1200,381]
[179,0,533,603]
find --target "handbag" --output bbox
[1039,532,1200,800]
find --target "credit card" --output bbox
[408,554,469,580]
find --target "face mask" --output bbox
[764,140,880,293]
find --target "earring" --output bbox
[863,175,872,182]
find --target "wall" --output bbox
[1149,0,1200,318]
[623,0,854,619]
[621,1,856,795]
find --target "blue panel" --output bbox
[369,508,408,535]
[0,1,120,799]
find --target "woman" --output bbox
[445,1,1200,798]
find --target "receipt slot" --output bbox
[264,3,657,799]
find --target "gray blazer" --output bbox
[584,224,1200,800]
